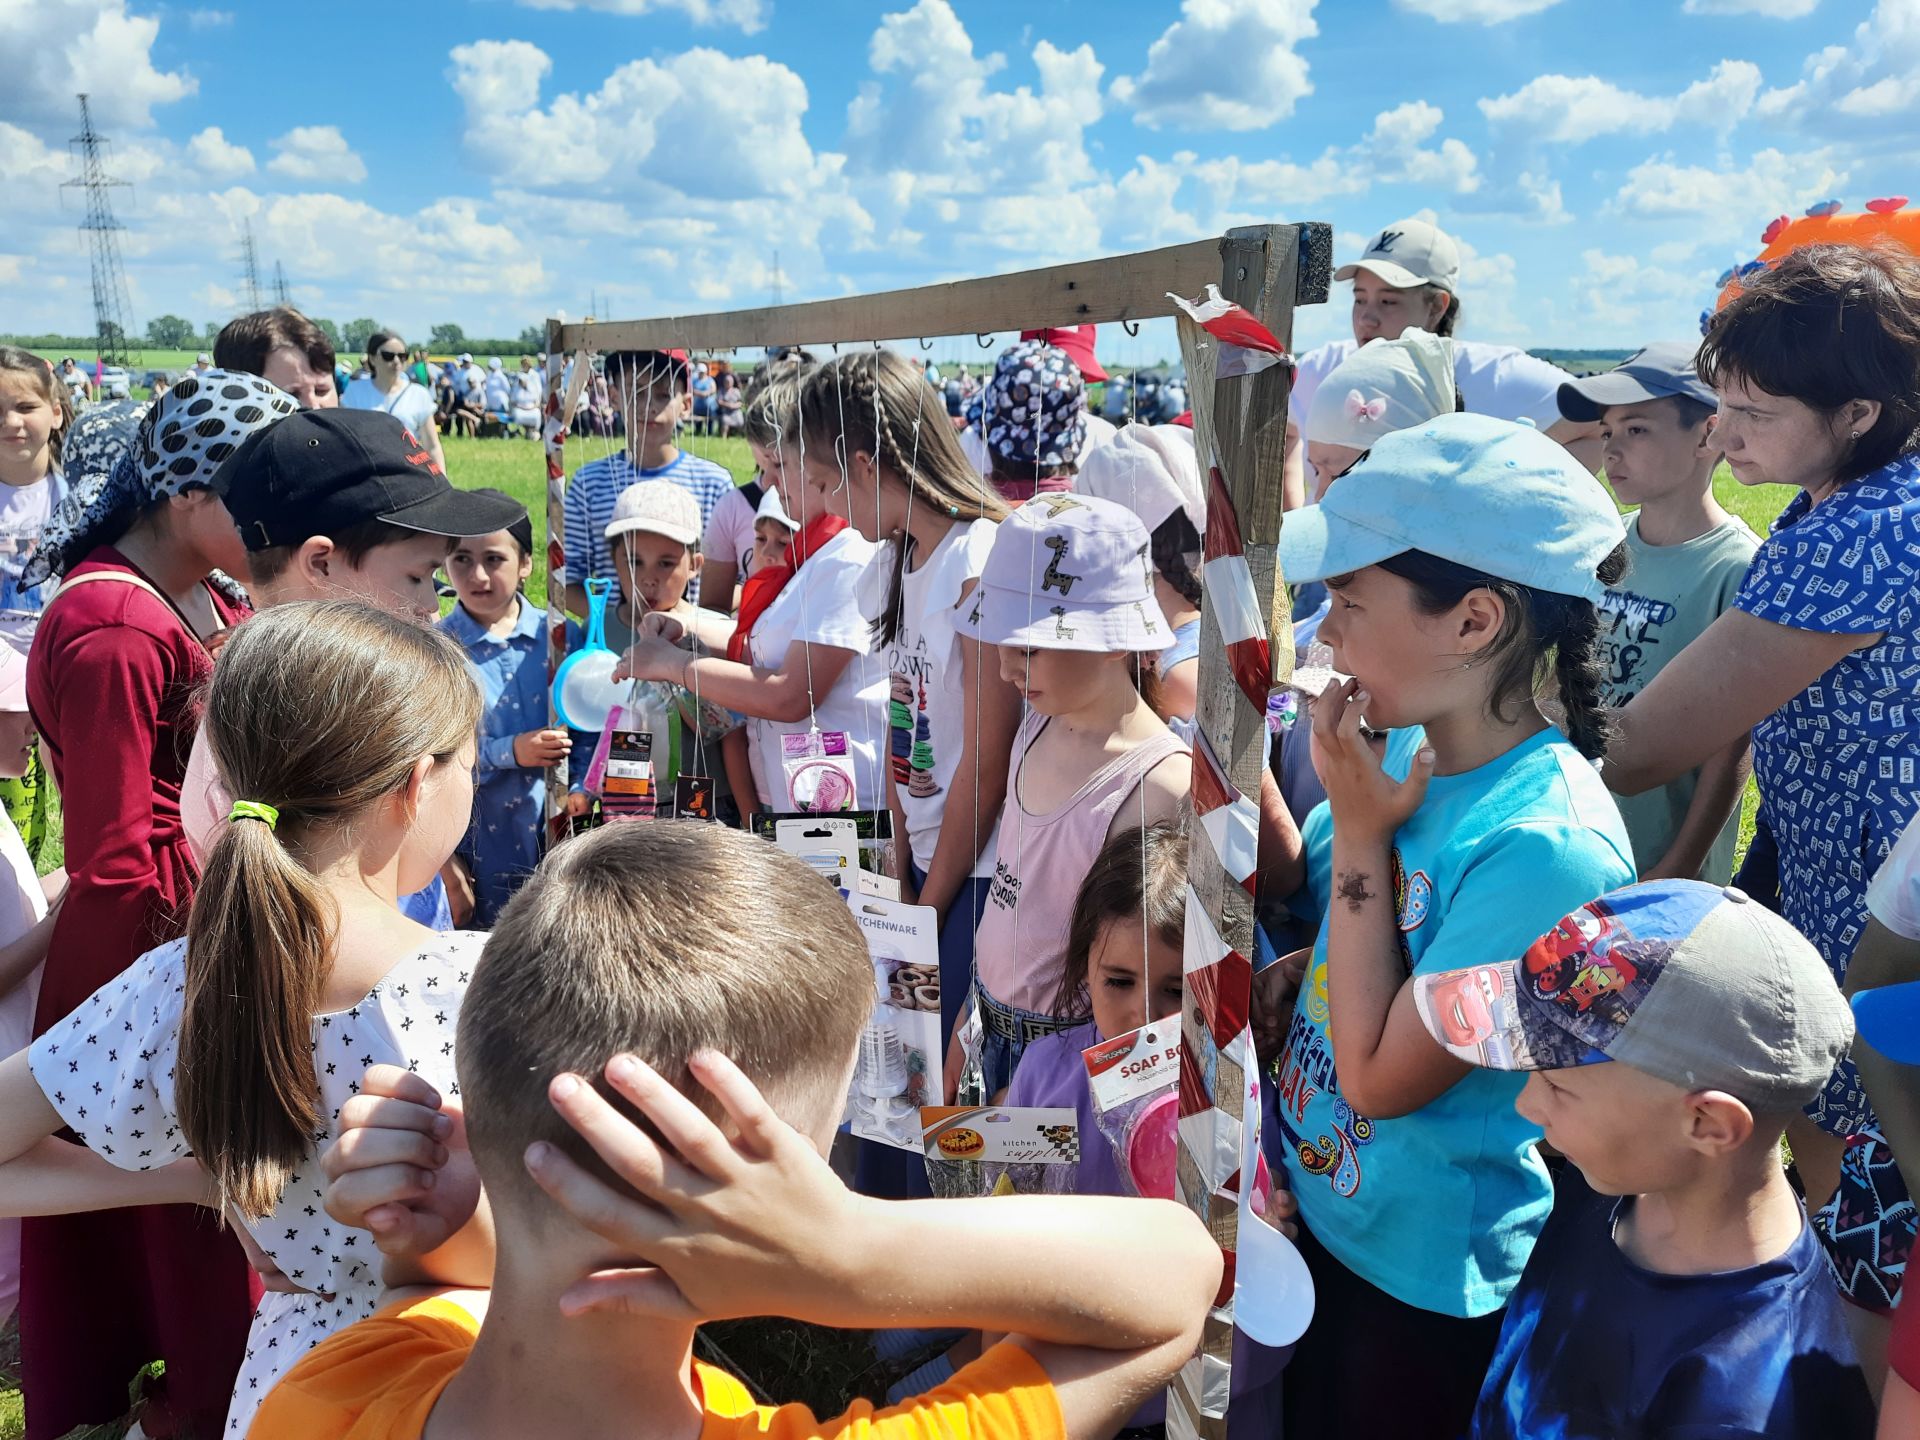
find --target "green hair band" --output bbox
[228,800,279,831]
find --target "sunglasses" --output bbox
[377,350,407,362]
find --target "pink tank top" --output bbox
[974,709,1190,1014]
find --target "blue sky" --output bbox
[1,0,1913,361]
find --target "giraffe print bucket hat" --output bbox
[958,491,1170,653]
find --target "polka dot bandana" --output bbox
[27,370,297,585]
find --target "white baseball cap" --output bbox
[1072,423,1205,539]
[458,352,474,364]
[754,484,795,530]
[1304,329,1458,449]
[1277,412,1625,604]
[959,492,1170,652]
[1335,219,1461,293]
[606,480,701,547]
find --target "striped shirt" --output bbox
[560,448,737,603]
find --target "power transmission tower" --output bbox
[239,220,264,312]
[273,260,291,307]
[62,94,137,365]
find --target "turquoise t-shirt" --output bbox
[1275,726,1635,1317]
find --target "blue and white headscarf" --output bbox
[983,339,1088,468]
[25,370,296,587]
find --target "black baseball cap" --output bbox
[214,408,526,551]
[1556,342,1717,424]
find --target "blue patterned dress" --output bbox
[1732,453,1920,1305]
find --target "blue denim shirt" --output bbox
[439,596,549,927]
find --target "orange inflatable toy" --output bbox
[1707,197,1920,329]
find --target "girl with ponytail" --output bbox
[1265,413,1636,1440]
[0,601,484,1438]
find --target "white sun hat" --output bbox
[959,492,1169,652]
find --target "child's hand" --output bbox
[320,1066,480,1258]
[614,634,684,686]
[1251,947,1309,1070]
[513,728,571,767]
[524,1051,866,1323]
[1311,678,1433,845]
[1261,1183,1300,1242]
[633,611,687,645]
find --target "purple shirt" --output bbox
[1006,1022,1290,1432]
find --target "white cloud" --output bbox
[0,0,195,131]
[1479,60,1761,141]
[1571,247,1713,337]
[187,126,254,178]
[1611,147,1850,235]
[267,126,368,184]
[449,39,816,198]
[1184,101,1480,211]
[1684,0,1816,14]
[1112,0,1318,131]
[1392,0,1563,22]
[512,0,768,33]
[1756,0,1920,123]
[186,8,234,26]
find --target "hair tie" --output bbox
[229,800,279,831]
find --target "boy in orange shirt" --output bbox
[255,821,1220,1440]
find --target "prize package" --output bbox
[920,1105,1080,1198]
[845,895,940,1152]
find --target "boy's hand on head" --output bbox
[525,1051,867,1324]
[513,728,572,768]
[1312,678,1433,845]
[321,1066,480,1258]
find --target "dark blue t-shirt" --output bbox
[1473,1173,1874,1440]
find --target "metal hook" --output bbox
[919,337,934,351]
[977,333,995,350]
[1121,319,1140,338]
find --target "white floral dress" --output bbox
[27,930,484,1436]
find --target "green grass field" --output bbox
[438,429,1788,853]
[0,430,1791,1439]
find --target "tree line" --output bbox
[2,319,550,357]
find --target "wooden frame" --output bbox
[538,224,1332,1439]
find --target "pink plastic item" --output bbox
[1126,1091,1180,1198]
[1867,197,1909,215]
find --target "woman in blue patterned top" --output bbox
[438,493,569,927]
[1606,243,1920,1324]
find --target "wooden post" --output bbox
[541,321,570,845]
[1167,222,1325,1440]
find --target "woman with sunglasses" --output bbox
[342,329,448,473]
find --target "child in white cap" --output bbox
[0,639,50,1327]
[1270,412,1635,1439]
[959,492,1191,1095]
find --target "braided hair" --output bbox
[797,349,1009,646]
[1377,543,1629,760]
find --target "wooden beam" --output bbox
[551,238,1224,353]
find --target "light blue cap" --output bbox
[1275,411,1625,603]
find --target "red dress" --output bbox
[21,547,259,1440]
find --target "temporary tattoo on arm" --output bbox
[1335,870,1377,915]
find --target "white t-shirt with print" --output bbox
[1290,338,1575,434]
[744,526,886,812]
[703,484,757,595]
[865,519,1001,876]
[340,376,438,438]
[26,929,485,1437]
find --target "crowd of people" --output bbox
[0,211,1916,1440]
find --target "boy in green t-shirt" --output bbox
[1558,344,1759,884]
